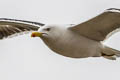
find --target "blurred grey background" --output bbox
[0,0,120,80]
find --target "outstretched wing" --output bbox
[69,8,120,41]
[0,18,44,39]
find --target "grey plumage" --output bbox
[0,18,44,39]
[69,8,120,41]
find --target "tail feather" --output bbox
[102,46,120,60]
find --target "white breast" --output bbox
[42,29,103,58]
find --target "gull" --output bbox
[0,8,120,60]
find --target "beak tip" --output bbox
[31,33,35,37]
[31,32,42,37]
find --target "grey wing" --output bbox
[69,8,120,41]
[0,18,44,39]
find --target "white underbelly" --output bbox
[43,31,103,58]
[55,43,101,58]
[49,37,102,58]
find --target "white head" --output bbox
[31,24,68,41]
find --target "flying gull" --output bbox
[0,8,120,60]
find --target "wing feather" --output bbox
[69,8,120,41]
[0,18,44,39]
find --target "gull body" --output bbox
[39,24,103,58]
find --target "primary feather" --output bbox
[0,18,44,39]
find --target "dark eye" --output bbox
[45,28,51,31]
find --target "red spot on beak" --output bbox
[31,33,36,37]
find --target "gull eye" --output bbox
[45,28,51,31]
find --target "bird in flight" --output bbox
[0,8,120,60]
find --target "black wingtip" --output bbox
[107,8,120,11]
[0,18,45,26]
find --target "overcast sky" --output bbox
[0,0,120,80]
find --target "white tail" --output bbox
[102,46,120,60]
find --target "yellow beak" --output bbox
[31,32,43,37]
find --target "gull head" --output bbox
[31,24,67,40]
